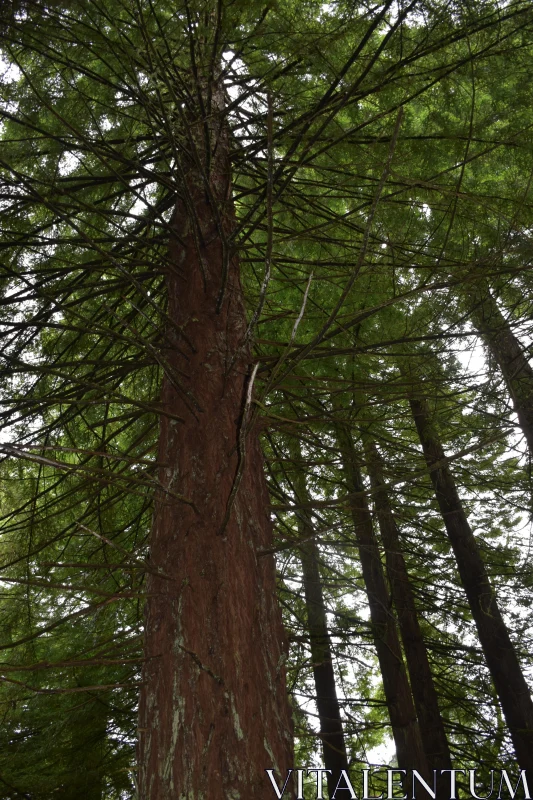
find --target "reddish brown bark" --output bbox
[137,81,293,799]
[408,392,533,771]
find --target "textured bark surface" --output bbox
[336,425,429,779]
[137,82,293,800]
[363,435,452,774]
[468,283,533,458]
[290,440,349,797]
[409,393,533,771]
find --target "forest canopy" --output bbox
[1,0,533,797]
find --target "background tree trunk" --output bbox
[336,424,430,780]
[408,390,533,770]
[467,280,533,458]
[289,437,349,796]
[362,434,452,776]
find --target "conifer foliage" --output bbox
[1,0,533,797]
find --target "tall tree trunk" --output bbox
[407,390,533,770]
[336,424,430,780]
[137,74,293,799]
[466,281,533,458]
[362,434,452,774]
[289,438,349,797]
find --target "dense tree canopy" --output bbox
[1,0,533,797]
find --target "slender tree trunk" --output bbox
[408,391,533,770]
[467,281,533,458]
[336,424,430,780]
[137,75,293,799]
[289,438,349,797]
[362,434,452,774]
